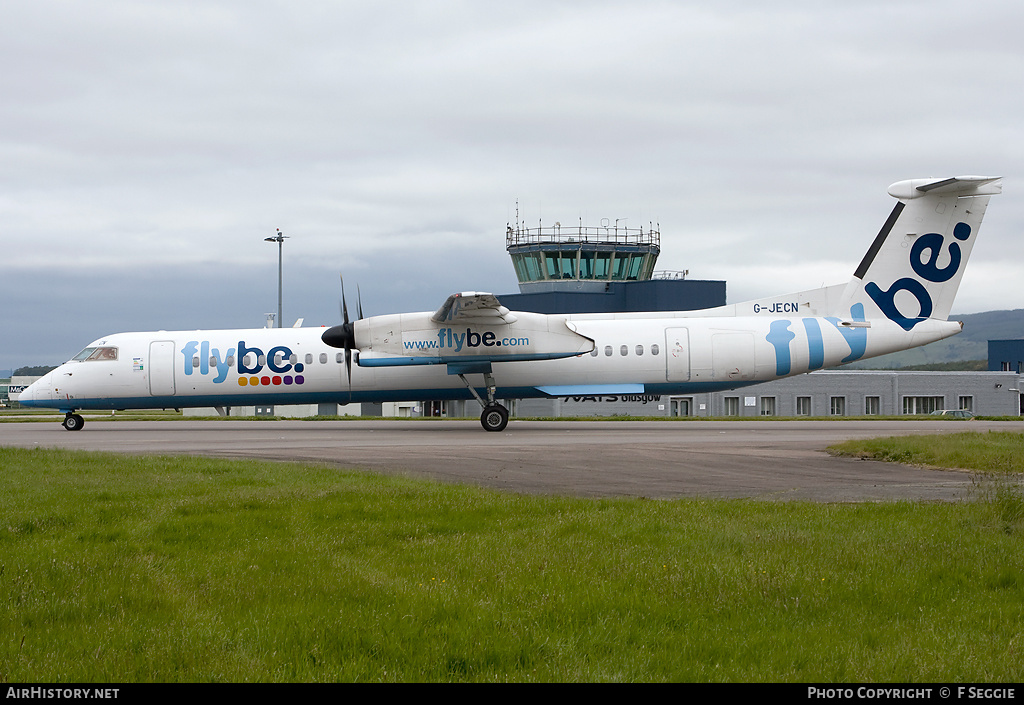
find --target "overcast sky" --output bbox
[3,0,1023,371]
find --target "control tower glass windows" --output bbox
[511,252,544,282]
[511,249,659,283]
[628,255,645,280]
[544,252,559,279]
[579,251,595,280]
[512,255,527,282]
[558,252,577,279]
[612,255,628,280]
[506,223,661,287]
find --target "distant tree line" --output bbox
[889,360,989,372]
[13,365,57,376]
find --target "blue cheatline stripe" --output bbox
[766,320,794,376]
[26,380,767,412]
[358,351,583,367]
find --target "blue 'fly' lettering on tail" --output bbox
[766,320,795,376]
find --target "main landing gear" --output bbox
[480,404,509,433]
[458,371,510,432]
[62,412,85,431]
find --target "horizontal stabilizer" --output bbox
[887,175,1002,199]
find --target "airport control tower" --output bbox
[499,216,726,314]
[506,219,661,293]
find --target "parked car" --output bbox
[929,409,975,419]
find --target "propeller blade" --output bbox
[340,274,350,325]
[325,273,363,394]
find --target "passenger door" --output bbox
[149,341,176,396]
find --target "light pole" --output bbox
[264,229,288,328]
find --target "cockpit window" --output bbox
[73,346,118,362]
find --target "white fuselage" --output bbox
[19,310,961,412]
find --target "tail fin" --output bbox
[839,175,1002,330]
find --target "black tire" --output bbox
[480,404,509,432]
[62,414,85,431]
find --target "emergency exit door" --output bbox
[665,327,690,382]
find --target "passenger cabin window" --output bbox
[620,345,628,356]
[73,346,118,362]
[604,346,613,357]
[635,345,644,356]
[651,344,660,356]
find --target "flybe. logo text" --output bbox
[180,341,305,386]
[865,221,971,331]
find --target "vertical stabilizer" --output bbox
[839,175,1001,330]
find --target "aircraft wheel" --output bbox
[480,404,509,432]
[62,413,85,431]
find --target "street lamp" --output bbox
[264,229,288,328]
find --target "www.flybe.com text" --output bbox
[405,328,530,352]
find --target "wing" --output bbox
[431,292,518,324]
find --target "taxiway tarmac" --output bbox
[3,418,1019,501]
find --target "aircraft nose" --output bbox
[17,373,50,407]
[18,380,39,404]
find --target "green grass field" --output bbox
[829,430,1024,473]
[2,438,1023,682]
